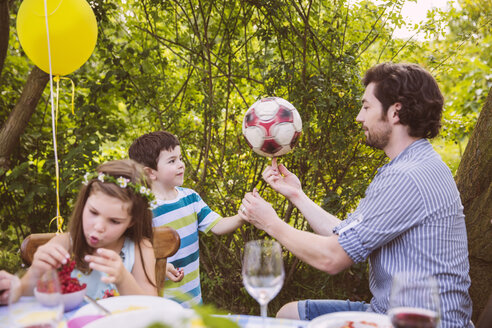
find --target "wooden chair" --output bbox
[20,226,180,295]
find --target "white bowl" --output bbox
[34,287,86,311]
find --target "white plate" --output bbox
[307,311,392,328]
[84,308,194,328]
[73,295,183,317]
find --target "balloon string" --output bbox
[49,76,76,232]
[49,75,64,233]
[55,77,59,132]
[43,0,64,234]
[54,76,75,115]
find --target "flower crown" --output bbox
[83,172,157,209]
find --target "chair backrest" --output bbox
[20,226,180,295]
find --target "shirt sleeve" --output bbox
[191,191,222,234]
[337,170,426,263]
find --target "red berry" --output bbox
[56,259,85,294]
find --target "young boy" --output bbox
[129,131,245,307]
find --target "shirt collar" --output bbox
[377,138,429,174]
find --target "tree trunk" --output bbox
[0,66,49,169]
[0,0,9,78]
[455,87,492,322]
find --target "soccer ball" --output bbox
[242,97,302,157]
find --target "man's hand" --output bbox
[262,158,302,200]
[239,189,282,234]
[166,263,184,282]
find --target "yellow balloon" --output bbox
[16,0,97,76]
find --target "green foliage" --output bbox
[146,323,172,328]
[361,0,491,167]
[143,303,240,327]
[0,0,484,316]
[0,225,23,273]
[431,136,469,176]
[193,305,241,328]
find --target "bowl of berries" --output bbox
[35,259,87,311]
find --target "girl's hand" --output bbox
[85,248,127,285]
[31,242,70,276]
[166,263,184,282]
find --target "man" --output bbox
[239,62,473,327]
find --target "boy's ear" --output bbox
[144,166,157,180]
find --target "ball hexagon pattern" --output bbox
[242,97,302,157]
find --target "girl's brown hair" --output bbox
[68,159,154,286]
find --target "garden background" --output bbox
[0,0,490,322]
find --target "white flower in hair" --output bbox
[98,173,105,182]
[117,177,129,188]
[149,200,158,210]
[140,186,151,195]
[83,172,91,185]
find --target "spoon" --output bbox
[83,294,112,316]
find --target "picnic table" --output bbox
[0,296,308,328]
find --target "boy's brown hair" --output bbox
[129,131,180,169]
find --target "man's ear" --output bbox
[389,103,402,123]
[144,166,157,180]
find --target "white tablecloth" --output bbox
[0,297,308,328]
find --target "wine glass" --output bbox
[9,269,63,328]
[388,272,440,328]
[242,240,284,318]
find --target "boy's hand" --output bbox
[85,248,128,285]
[166,263,184,282]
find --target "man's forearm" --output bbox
[267,219,352,274]
[289,191,341,236]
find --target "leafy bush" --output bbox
[3,0,485,316]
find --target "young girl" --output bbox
[18,159,157,299]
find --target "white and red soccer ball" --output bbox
[242,97,302,157]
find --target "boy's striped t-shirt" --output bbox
[152,187,221,307]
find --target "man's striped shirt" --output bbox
[334,139,472,327]
[152,187,221,307]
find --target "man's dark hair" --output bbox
[129,131,180,169]
[362,62,444,138]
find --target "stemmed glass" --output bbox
[388,272,440,328]
[9,269,63,328]
[242,240,285,318]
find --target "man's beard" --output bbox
[364,121,392,150]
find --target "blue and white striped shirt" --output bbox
[334,139,472,327]
[152,187,221,307]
